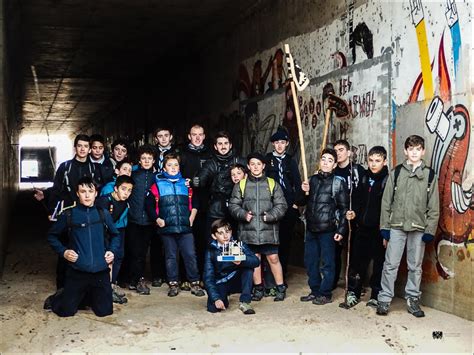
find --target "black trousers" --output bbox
[51,267,112,317]
[348,226,386,299]
[126,222,154,285]
[150,232,166,281]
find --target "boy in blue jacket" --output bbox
[45,177,120,317]
[145,154,205,297]
[204,219,260,315]
[96,175,134,304]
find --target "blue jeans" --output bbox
[111,229,125,284]
[207,268,253,313]
[161,233,199,283]
[304,230,336,298]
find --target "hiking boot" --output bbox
[312,295,332,305]
[151,278,163,288]
[274,285,287,302]
[376,301,390,315]
[366,298,378,309]
[239,302,256,315]
[180,281,191,291]
[251,285,264,301]
[190,281,205,297]
[300,293,317,302]
[264,287,277,297]
[168,282,179,297]
[407,297,425,318]
[112,289,128,304]
[345,291,359,308]
[136,278,150,295]
[112,283,126,297]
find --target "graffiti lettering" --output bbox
[349,91,376,118]
[339,77,353,96]
[339,121,350,140]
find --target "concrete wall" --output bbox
[0,0,20,276]
[195,0,473,320]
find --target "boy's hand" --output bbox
[233,260,241,265]
[346,210,356,220]
[422,233,434,243]
[245,211,254,222]
[33,189,44,201]
[334,234,343,242]
[215,299,226,310]
[157,218,165,227]
[301,181,310,192]
[189,215,195,227]
[63,249,78,262]
[104,251,115,264]
[383,239,388,248]
[184,178,191,187]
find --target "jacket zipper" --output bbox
[87,208,93,268]
[142,171,148,222]
[256,179,260,238]
[173,182,180,227]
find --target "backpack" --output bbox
[63,160,97,192]
[239,177,276,198]
[391,164,435,205]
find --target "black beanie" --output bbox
[247,152,267,164]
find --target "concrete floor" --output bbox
[0,196,472,353]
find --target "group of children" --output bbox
[39,126,439,319]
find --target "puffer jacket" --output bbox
[197,150,246,219]
[128,167,155,225]
[47,204,120,273]
[145,175,196,235]
[204,239,260,303]
[228,174,288,245]
[380,160,439,235]
[303,171,349,236]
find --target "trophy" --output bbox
[217,240,247,262]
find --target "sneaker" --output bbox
[112,289,128,304]
[180,281,191,291]
[274,285,287,302]
[312,295,332,305]
[345,291,360,308]
[168,282,179,297]
[366,298,378,308]
[190,282,205,297]
[376,301,390,315]
[407,297,425,318]
[251,285,264,301]
[300,293,317,302]
[264,287,277,297]
[136,278,150,295]
[239,302,256,315]
[128,283,137,291]
[112,283,126,297]
[151,278,163,288]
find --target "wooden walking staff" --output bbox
[284,44,310,185]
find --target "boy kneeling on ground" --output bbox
[45,177,120,317]
[204,219,260,314]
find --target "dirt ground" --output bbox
[0,228,472,354]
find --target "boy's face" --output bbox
[163,158,180,175]
[247,158,265,177]
[214,137,232,156]
[188,127,205,147]
[368,153,387,174]
[139,153,155,170]
[230,167,246,183]
[334,144,350,165]
[112,144,127,162]
[115,163,132,177]
[114,182,133,201]
[272,140,289,155]
[76,184,97,207]
[212,226,232,244]
[404,145,425,164]
[90,141,105,160]
[320,153,337,173]
[75,140,91,159]
[156,130,172,147]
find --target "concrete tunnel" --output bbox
[0,0,472,352]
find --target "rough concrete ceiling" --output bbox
[17,0,268,134]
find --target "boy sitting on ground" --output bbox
[204,219,260,314]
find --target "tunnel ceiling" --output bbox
[17,0,268,135]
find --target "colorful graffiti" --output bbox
[445,0,462,78]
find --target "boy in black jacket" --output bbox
[345,146,389,308]
[300,148,348,305]
[204,219,260,314]
[45,177,120,317]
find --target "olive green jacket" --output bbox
[380,160,439,235]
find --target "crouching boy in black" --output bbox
[46,177,120,317]
[204,219,260,314]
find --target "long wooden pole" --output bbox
[320,108,332,156]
